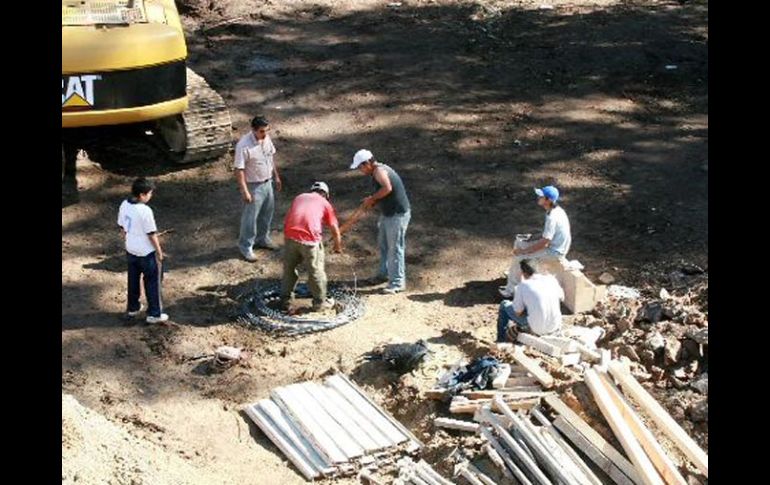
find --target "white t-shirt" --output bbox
[543,205,571,256]
[512,274,564,335]
[233,132,276,183]
[117,200,158,257]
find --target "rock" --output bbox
[669,375,688,389]
[599,272,615,284]
[664,337,682,364]
[672,367,687,379]
[662,306,676,320]
[616,318,633,333]
[688,399,708,422]
[645,331,666,352]
[650,366,665,381]
[680,339,702,361]
[681,263,705,275]
[640,302,664,323]
[686,328,708,346]
[659,288,670,299]
[618,345,640,362]
[690,373,708,395]
[684,312,706,326]
[640,349,656,365]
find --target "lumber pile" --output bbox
[396,456,457,485]
[244,373,422,481]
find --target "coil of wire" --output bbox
[239,281,366,336]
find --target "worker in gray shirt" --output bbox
[499,185,571,298]
[350,149,411,294]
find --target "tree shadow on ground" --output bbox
[409,279,504,308]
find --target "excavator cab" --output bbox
[62,0,231,168]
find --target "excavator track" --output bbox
[177,67,232,163]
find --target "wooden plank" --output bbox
[305,382,381,452]
[478,424,537,485]
[561,353,582,367]
[480,409,552,485]
[500,385,543,393]
[553,417,637,485]
[450,398,539,415]
[608,362,708,478]
[483,443,516,482]
[576,344,602,363]
[288,384,365,459]
[257,400,335,475]
[584,369,664,485]
[512,346,554,389]
[460,390,547,400]
[538,426,596,485]
[544,426,604,485]
[597,373,687,485]
[541,336,581,353]
[494,396,581,485]
[544,395,641,485]
[244,402,322,480]
[334,374,423,447]
[425,389,450,400]
[434,417,479,433]
[320,382,394,449]
[271,387,350,464]
[517,333,564,356]
[492,363,512,389]
[325,375,408,445]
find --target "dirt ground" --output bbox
[62,0,707,483]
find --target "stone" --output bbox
[640,302,664,323]
[690,373,708,395]
[659,288,670,299]
[687,474,703,485]
[599,272,615,284]
[669,375,688,389]
[645,331,666,352]
[684,312,706,326]
[616,318,633,333]
[640,349,656,365]
[680,339,701,361]
[618,344,640,362]
[685,328,708,346]
[688,399,708,423]
[664,337,682,364]
[650,366,665,381]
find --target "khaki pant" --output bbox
[281,239,327,305]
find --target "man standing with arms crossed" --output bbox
[234,116,283,262]
[350,149,411,294]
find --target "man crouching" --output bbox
[497,259,564,342]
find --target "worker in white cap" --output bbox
[350,149,411,294]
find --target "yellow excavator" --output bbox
[62,0,232,176]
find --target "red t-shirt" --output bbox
[284,192,339,244]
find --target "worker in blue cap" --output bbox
[499,185,571,298]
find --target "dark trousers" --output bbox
[127,251,162,317]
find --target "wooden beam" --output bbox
[450,398,539,415]
[517,333,564,356]
[434,417,479,433]
[460,390,547,400]
[505,376,541,387]
[544,395,641,485]
[597,373,687,485]
[478,419,541,485]
[465,462,497,485]
[494,396,581,485]
[608,363,708,477]
[483,443,516,482]
[512,346,554,388]
[584,369,664,485]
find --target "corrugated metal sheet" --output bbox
[245,373,422,481]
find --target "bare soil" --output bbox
[62,1,707,483]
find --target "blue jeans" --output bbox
[239,181,274,255]
[127,251,162,317]
[497,300,530,342]
[377,211,411,288]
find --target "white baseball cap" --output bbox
[350,149,373,169]
[310,181,330,195]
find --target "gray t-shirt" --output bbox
[543,205,571,256]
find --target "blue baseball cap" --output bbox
[534,185,559,202]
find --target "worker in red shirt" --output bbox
[280,182,343,311]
